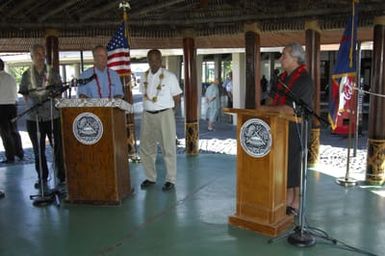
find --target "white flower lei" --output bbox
[143,69,164,103]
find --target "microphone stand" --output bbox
[268,80,378,255]
[268,79,329,247]
[46,95,64,207]
[14,83,73,207]
[29,107,54,207]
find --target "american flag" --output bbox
[106,23,131,76]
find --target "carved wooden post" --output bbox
[366,16,385,185]
[244,23,261,109]
[45,28,60,73]
[305,20,321,167]
[183,29,199,155]
[120,2,137,159]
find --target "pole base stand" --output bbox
[288,229,316,247]
[129,154,141,163]
[336,177,358,187]
[32,195,54,207]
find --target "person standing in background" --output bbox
[260,75,268,105]
[0,58,24,164]
[205,78,220,131]
[223,72,233,108]
[139,49,182,191]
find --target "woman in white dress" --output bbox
[205,79,220,131]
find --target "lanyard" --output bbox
[94,67,112,98]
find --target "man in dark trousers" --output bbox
[0,58,24,164]
[19,44,65,189]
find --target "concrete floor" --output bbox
[0,154,383,256]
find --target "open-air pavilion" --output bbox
[1,1,385,255]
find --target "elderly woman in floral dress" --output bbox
[205,79,220,131]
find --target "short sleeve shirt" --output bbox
[19,65,61,121]
[77,67,123,98]
[140,68,182,111]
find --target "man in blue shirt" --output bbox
[77,45,123,98]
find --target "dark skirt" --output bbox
[287,123,302,188]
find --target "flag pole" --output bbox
[353,41,362,157]
[119,1,141,163]
[336,0,358,187]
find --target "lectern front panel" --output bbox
[228,110,293,236]
[61,107,130,204]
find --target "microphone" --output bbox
[276,77,314,115]
[277,77,291,92]
[48,85,70,97]
[27,83,62,93]
[74,74,97,85]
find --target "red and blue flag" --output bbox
[328,0,359,134]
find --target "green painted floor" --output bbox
[0,154,384,256]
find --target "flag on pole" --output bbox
[328,0,359,134]
[106,23,131,76]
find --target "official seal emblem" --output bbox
[240,118,272,158]
[73,112,103,145]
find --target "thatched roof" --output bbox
[0,0,383,51]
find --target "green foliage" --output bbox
[8,65,29,84]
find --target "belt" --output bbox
[146,108,170,114]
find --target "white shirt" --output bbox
[140,68,182,111]
[0,70,18,105]
[225,79,233,93]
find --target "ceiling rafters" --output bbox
[130,0,187,18]
[79,0,123,22]
[6,0,40,17]
[38,0,81,22]
[0,0,384,52]
[0,0,13,12]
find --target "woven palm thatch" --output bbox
[0,0,383,51]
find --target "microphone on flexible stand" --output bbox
[72,74,97,86]
[276,77,312,116]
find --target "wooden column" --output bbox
[366,16,385,185]
[123,75,136,158]
[305,20,321,167]
[244,23,261,109]
[183,30,199,155]
[45,28,60,73]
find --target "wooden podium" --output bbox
[225,108,298,237]
[57,99,132,205]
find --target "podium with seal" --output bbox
[224,108,298,237]
[56,98,132,205]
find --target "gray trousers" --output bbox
[140,109,177,183]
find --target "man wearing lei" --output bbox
[77,45,123,99]
[139,49,182,191]
[263,42,314,215]
[19,44,65,188]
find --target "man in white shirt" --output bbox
[139,49,182,191]
[0,58,23,164]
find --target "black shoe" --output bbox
[140,179,156,189]
[286,206,298,216]
[162,182,175,191]
[17,153,24,161]
[0,159,15,164]
[34,180,48,189]
[0,191,4,199]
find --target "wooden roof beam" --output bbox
[79,1,124,22]
[130,0,187,18]
[6,0,39,16]
[0,0,13,12]
[38,0,81,22]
